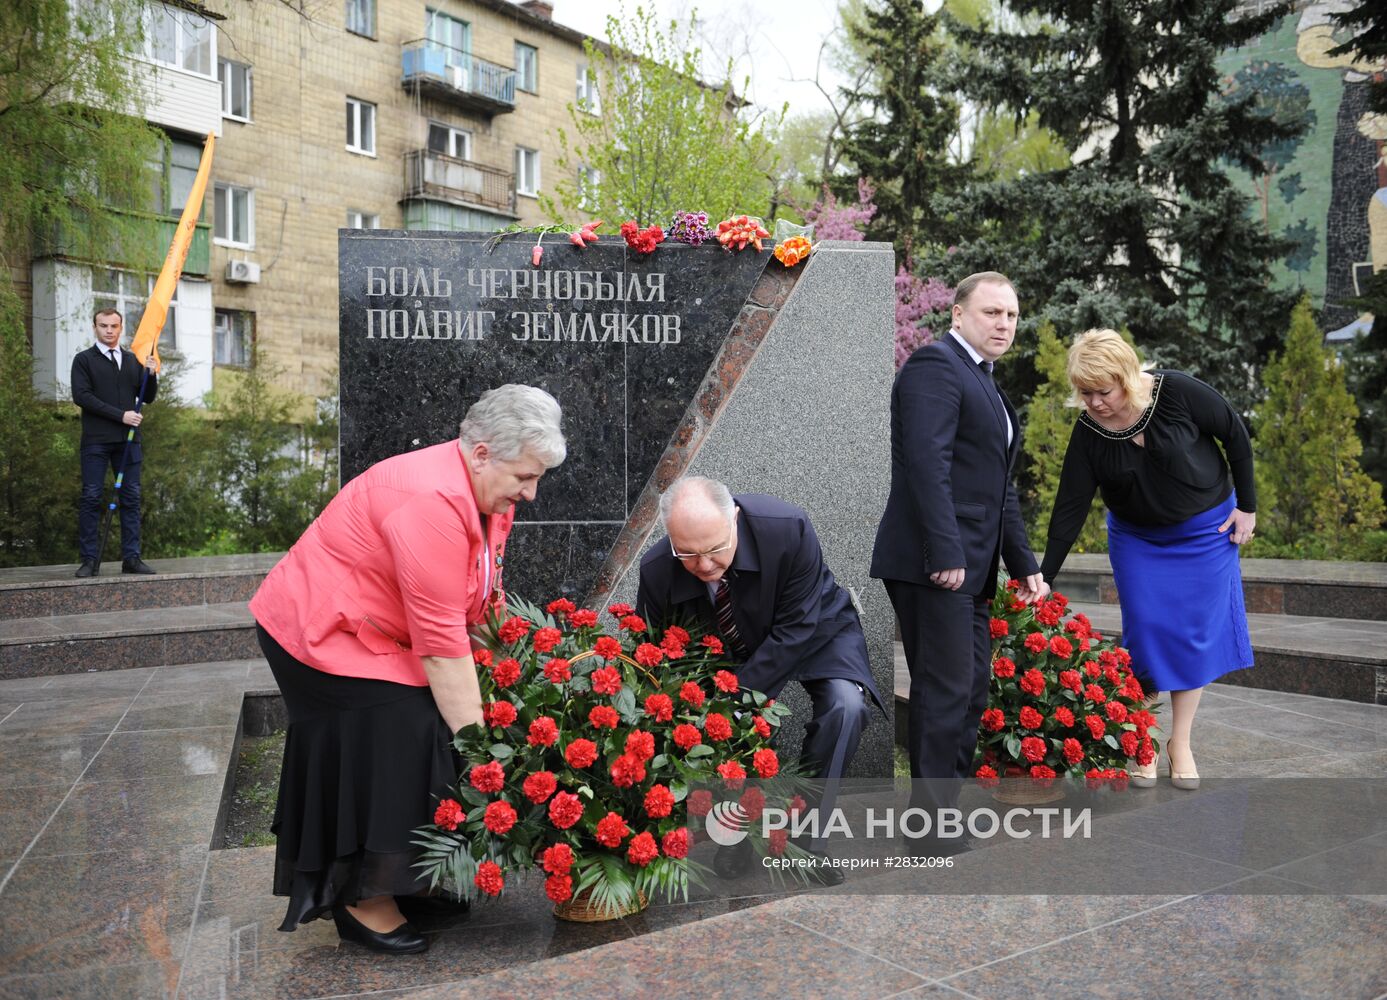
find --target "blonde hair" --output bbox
[1066,329,1152,410]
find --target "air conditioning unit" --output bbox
[226,260,261,284]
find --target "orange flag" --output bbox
[130,132,216,372]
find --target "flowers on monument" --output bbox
[412,595,796,917]
[568,219,604,247]
[620,220,666,254]
[669,209,713,245]
[975,579,1161,788]
[716,214,771,252]
[531,235,545,267]
[773,235,813,267]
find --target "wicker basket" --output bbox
[553,888,649,923]
[992,778,1067,806]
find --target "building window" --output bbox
[425,8,471,89]
[345,0,375,37]
[346,210,380,229]
[346,97,376,155]
[214,183,254,247]
[143,3,213,77]
[427,122,472,160]
[219,59,252,120]
[92,268,177,351]
[578,166,600,210]
[515,42,538,93]
[576,63,599,114]
[215,309,253,367]
[144,135,205,215]
[515,147,540,197]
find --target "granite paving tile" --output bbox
[116,683,248,733]
[945,878,1387,1000]
[0,785,71,856]
[1266,831,1387,895]
[0,732,109,788]
[0,668,153,700]
[0,960,178,1000]
[0,845,206,978]
[0,696,136,737]
[1,634,168,679]
[200,847,275,903]
[1195,707,1387,754]
[81,727,237,783]
[1183,719,1352,765]
[192,895,340,954]
[0,618,64,642]
[25,775,225,858]
[1213,691,1387,729]
[162,627,261,666]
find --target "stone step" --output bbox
[0,601,258,680]
[0,553,281,621]
[1052,553,1387,622]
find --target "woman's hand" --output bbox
[421,654,484,734]
[1218,508,1257,546]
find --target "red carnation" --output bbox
[704,712,733,741]
[595,811,629,848]
[474,860,504,896]
[608,602,635,617]
[546,598,576,616]
[1137,737,1155,767]
[589,705,620,730]
[1117,648,1132,666]
[789,794,807,816]
[1048,635,1073,659]
[491,658,521,688]
[569,609,598,628]
[498,616,531,645]
[565,738,598,769]
[752,715,772,738]
[717,760,747,787]
[1024,632,1047,653]
[989,617,1009,638]
[661,635,686,659]
[1124,676,1145,700]
[679,682,705,708]
[1020,736,1047,763]
[483,800,517,835]
[713,670,739,693]
[1062,737,1084,764]
[1084,714,1106,740]
[1034,603,1061,627]
[627,831,659,866]
[975,764,1000,788]
[610,753,647,788]
[483,700,517,728]
[1085,684,1107,704]
[1105,701,1128,724]
[527,715,560,746]
[625,729,655,762]
[753,747,779,778]
[1120,731,1139,757]
[593,636,622,660]
[739,786,766,820]
[1104,664,1121,687]
[591,665,623,696]
[993,656,1017,679]
[433,798,463,831]
[544,658,572,684]
[1019,669,1046,696]
[542,842,575,875]
[661,827,690,859]
[1030,764,1057,784]
[644,693,674,722]
[701,635,724,655]
[1085,660,1102,678]
[1019,706,1044,730]
[634,642,665,667]
[523,770,557,804]
[473,648,493,668]
[548,791,584,828]
[769,828,789,856]
[981,708,1005,732]
[470,761,505,794]
[1054,706,1076,728]
[544,874,573,903]
[645,783,675,818]
[1059,669,1083,692]
[673,723,702,750]
[688,790,713,817]
[532,626,562,654]
[619,613,648,633]
[664,625,691,646]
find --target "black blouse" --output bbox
[1039,370,1257,582]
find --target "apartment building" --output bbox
[31,0,602,406]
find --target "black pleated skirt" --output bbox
[255,624,459,931]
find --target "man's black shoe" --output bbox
[901,835,973,859]
[712,839,754,879]
[803,853,845,887]
[121,558,156,575]
[75,560,98,578]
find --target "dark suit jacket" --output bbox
[637,493,882,709]
[870,334,1038,596]
[71,345,158,445]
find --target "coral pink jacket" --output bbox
[250,441,513,686]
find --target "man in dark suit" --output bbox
[871,271,1048,852]
[637,477,882,881]
[71,308,158,577]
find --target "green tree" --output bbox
[1024,320,1107,550]
[1329,1,1387,114]
[1254,298,1385,552]
[934,0,1307,413]
[543,4,780,227]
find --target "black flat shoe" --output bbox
[121,558,156,575]
[75,560,97,578]
[332,905,428,954]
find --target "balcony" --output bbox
[401,41,516,116]
[403,150,517,216]
[39,207,211,277]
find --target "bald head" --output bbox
[659,477,738,582]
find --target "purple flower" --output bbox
[669,210,712,245]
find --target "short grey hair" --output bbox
[658,476,735,528]
[459,384,566,467]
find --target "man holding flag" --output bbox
[72,309,158,577]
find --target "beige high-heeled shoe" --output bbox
[1127,758,1157,788]
[1167,744,1200,790]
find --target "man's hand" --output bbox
[1015,574,1050,604]
[929,567,965,591]
[121,410,142,427]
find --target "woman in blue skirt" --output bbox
[1039,329,1257,790]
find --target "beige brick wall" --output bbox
[207,0,596,400]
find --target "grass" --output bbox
[224,730,285,849]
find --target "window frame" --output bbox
[515,146,540,198]
[345,0,375,38]
[578,166,600,211]
[515,41,538,94]
[218,58,252,121]
[346,209,380,229]
[214,308,254,367]
[576,63,599,115]
[213,182,255,248]
[92,267,178,352]
[142,3,215,78]
[345,97,377,156]
[427,121,473,161]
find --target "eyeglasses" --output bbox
[669,514,737,562]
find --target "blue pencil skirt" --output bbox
[1107,494,1254,693]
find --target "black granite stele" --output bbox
[339,231,771,600]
